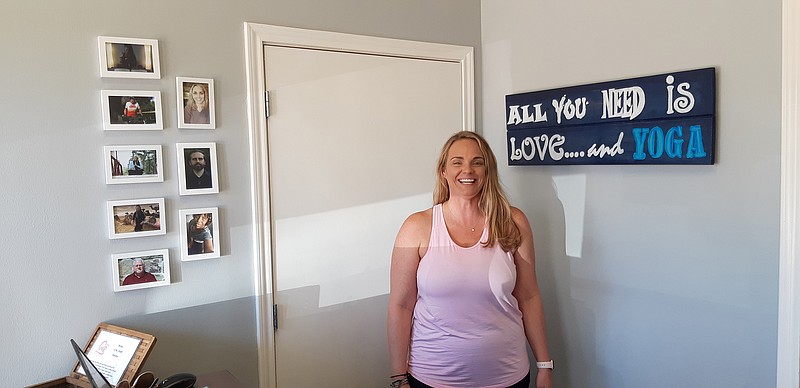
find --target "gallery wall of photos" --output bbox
[99,36,222,292]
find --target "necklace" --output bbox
[446,205,484,232]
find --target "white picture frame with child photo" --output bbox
[179,207,220,261]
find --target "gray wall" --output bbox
[1,1,482,387]
[481,1,780,387]
[5,1,781,387]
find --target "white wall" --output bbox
[1,2,481,387]
[481,1,781,387]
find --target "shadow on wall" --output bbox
[548,173,622,386]
[508,169,602,388]
[109,297,259,388]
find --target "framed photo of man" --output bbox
[106,198,166,239]
[98,36,161,79]
[179,207,220,261]
[176,77,215,129]
[101,90,164,130]
[104,145,164,184]
[177,142,219,195]
[112,249,171,292]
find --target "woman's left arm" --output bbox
[511,207,552,388]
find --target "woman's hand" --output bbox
[536,368,552,388]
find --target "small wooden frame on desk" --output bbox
[27,323,156,388]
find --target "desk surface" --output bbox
[194,370,244,388]
[28,370,244,388]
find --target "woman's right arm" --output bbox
[387,211,427,379]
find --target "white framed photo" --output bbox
[176,142,219,195]
[106,198,165,239]
[101,90,163,130]
[104,145,164,184]
[98,36,161,79]
[179,207,220,261]
[112,249,171,292]
[176,77,215,129]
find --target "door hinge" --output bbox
[273,303,278,331]
[264,91,270,118]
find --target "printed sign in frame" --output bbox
[70,323,156,387]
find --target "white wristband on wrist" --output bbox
[536,360,554,369]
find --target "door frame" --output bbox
[243,22,474,388]
[779,0,800,387]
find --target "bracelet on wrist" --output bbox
[389,376,409,388]
[536,359,554,370]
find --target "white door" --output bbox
[258,27,473,387]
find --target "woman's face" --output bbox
[194,214,208,229]
[441,139,486,199]
[191,85,206,105]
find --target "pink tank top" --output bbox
[409,204,529,387]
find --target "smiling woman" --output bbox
[184,83,210,124]
[176,77,215,128]
[387,131,553,388]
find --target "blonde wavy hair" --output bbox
[186,83,208,111]
[433,131,521,252]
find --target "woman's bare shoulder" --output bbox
[396,208,433,244]
[404,208,433,231]
[408,207,432,222]
[510,206,528,220]
[510,206,532,230]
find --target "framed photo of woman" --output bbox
[179,207,220,261]
[112,249,171,292]
[97,36,161,79]
[176,77,215,129]
[104,145,163,184]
